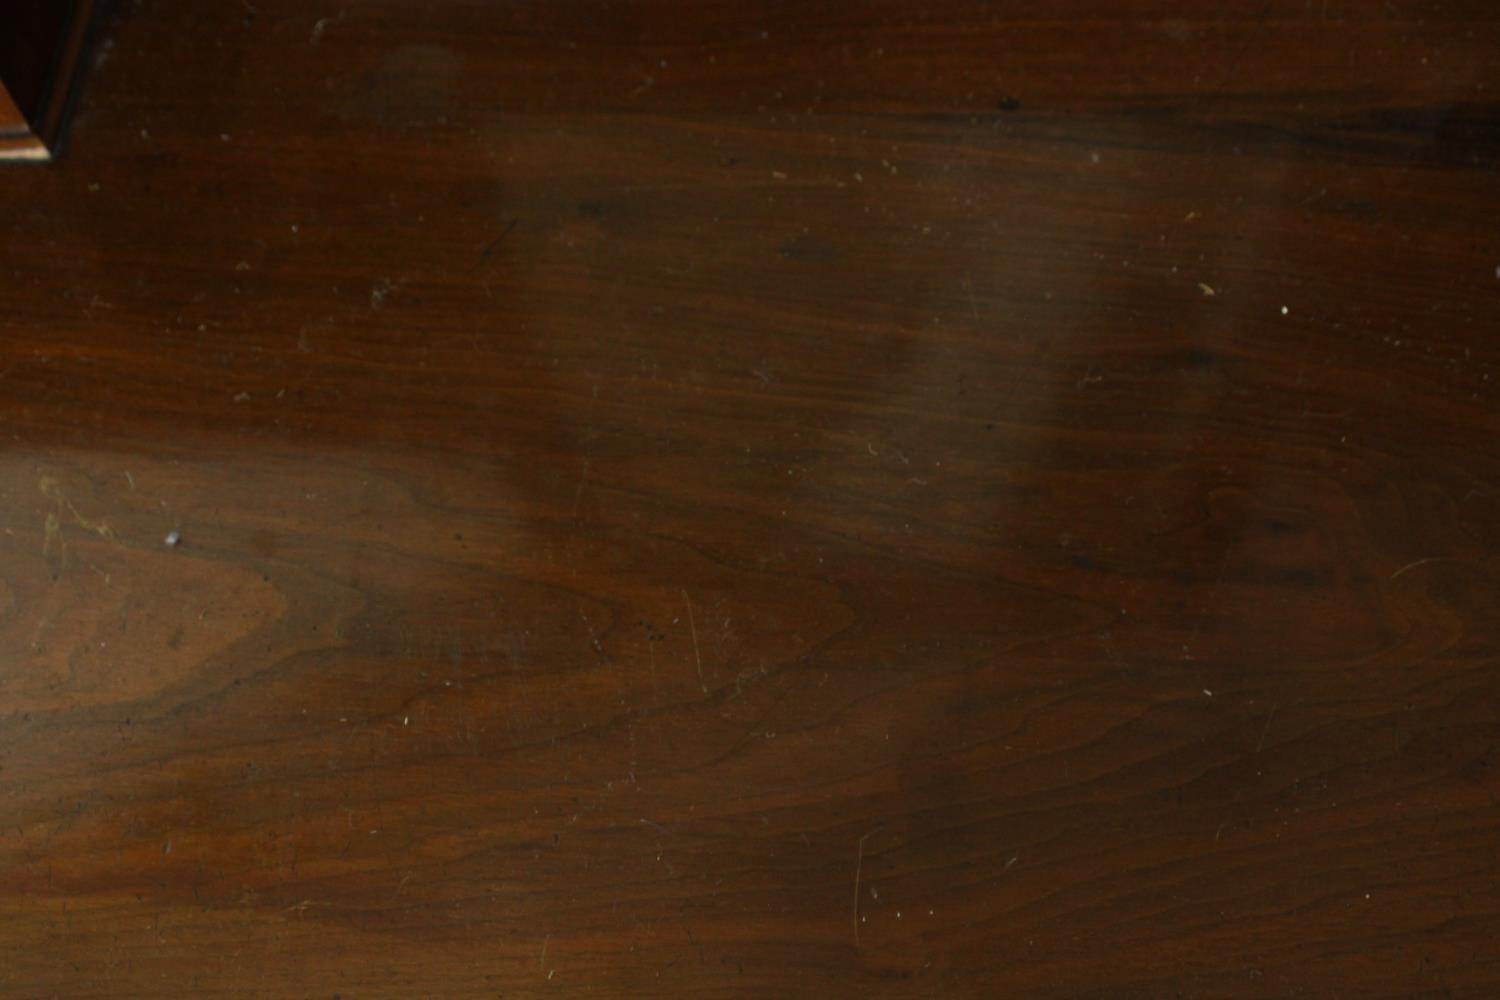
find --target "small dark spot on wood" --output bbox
[250,529,278,558]
[997,96,1022,111]
[779,233,840,263]
[483,217,520,256]
[1180,348,1219,369]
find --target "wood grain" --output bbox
[1,1,1499,996]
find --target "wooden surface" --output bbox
[2,2,1499,996]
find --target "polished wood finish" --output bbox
[0,0,96,159]
[2,2,1499,995]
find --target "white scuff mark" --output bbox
[40,475,115,542]
[1389,556,1456,580]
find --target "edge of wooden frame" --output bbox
[0,0,98,162]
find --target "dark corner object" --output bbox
[0,0,98,161]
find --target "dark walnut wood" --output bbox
[0,0,96,159]
[1,1,1498,996]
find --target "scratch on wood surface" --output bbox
[579,609,604,659]
[1389,556,1457,580]
[682,589,706,693]
[483,216,520,256]
[571,457,591,519]
[1256,705,1277,753]
[43,512,61,559]
[854,830,876,946]
[39,476,115,541]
